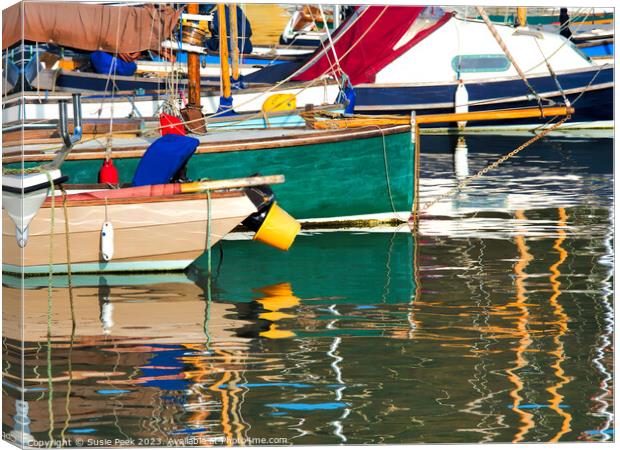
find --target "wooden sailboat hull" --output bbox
[6,126,415,221]
[2,190,257,274]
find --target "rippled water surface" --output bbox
[2,133,613,445]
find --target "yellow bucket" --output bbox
[253,202,301,251]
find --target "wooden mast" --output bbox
[516,7,527,27]
[229,5,240,83]
[218,3,232,100]
[187,3,201,107]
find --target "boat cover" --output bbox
[292,6,452,85]
[2,2,182,53]
[90,51,138,76]
[132,134,200,187]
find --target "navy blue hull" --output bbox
[354,66,613,126]
[54,72,221,93]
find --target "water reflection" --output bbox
[2,134,614,445]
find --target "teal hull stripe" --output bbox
[3,259,193,275]
[2,273,193,289]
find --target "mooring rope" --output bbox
[60,188,76,329]
[45,171,56,448]
[204,187,213,347]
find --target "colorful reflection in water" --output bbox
[2,134,614,445]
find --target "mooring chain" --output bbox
[414,116,570,217]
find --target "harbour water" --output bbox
[2,133,613,445]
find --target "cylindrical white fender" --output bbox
[101,302,114,334]
[455,80,469,129]
[101,221,114,261]
[454,137,469,180]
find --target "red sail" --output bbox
[293,6,452,85]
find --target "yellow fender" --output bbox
[262,94,296,113]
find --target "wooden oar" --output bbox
[179,174,285,193]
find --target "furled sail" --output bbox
[2,2,182,53]
[292,6,452,85]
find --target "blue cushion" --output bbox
[90,51,137,76]
[132,134,200,186]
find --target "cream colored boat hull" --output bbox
[2,192,257,274]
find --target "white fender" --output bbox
[101,221,114,261]
[101,302,114,334]
[454,137,469,180]
[455,80,469,130]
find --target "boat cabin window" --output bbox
[452,54,511,74]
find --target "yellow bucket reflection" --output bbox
[256,282,299,339]
[254,202,301,251]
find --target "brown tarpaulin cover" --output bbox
[2,2,183,52]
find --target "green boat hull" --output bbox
[17,130,415,220]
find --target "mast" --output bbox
[187,3,201,107]
[229,5,240,83]
[516,7,527,27]
[218,3,232,100]
[332,4,340,30]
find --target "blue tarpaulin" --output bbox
[91,51,138,76]
[132,134,199,186]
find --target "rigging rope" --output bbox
[534,38,570,106]
[306,7,340,83]
[476,7,545,111]
[318,5,344,79]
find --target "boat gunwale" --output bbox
[41,188,244,208]
[3,124,411,164]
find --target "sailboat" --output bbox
[252,5,613,130]
[2,93,301,275]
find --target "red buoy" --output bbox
[99,159,119,184]
[160,112,186,136]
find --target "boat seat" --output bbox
[132,134,200,187]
